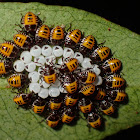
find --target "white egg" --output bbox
[49,86,60,97]
[38,66,43,75]
[29,83,41,93]
[30,45,41,57]
[45,55,56,65]
[92,65,101,76]
[34,55,45,66]
[81,58,92,69]
[28,71,40,83]
[51,79,61,87]
[93,76,103,86]
[57,57,63,65]
[42,45,52,57]
[39,78,50,88]
[38,88,49,99]
[20,51,32,64]
[59,85,68,93]
[53,46,63,57]
[93,64,99,68]
[25,62,36,72]
[74,52,83,63]
[63,47,74,58]
[13,60,25,72]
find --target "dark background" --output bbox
[2,0,139,34]
[1,0,140,139]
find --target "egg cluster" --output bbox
[13,45,102,98]
[0,12,127,129]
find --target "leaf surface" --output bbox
[0,2,140,140]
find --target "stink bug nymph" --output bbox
[100,99,115,115]
[35,24,50,45]
[107,90,127,102]
[79,35,97,55]
[50,26,65,45]
[32,97,46,114]
[21,12,42,35]
[13,32,34,49]
[65,29,82,50]
[0,59,13,76]
[77,70,96,84]
[104,74,126,89]
[79,84,96,96]
[87,112,102,128]
[8,73,29,88]
[61,107,76,123]
[0,41,19,59]
[49,97,62,110]
[40,64,57,84]
[64,93,78,106]
[59,73,78,94]
[90,46,111,63]
[94,88,106,100]
[78,98,93,113]
[13,92,33,106]
[46,111,60,128]
[59,58,78,73]
[101,58,122,74]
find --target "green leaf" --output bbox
[0,2,140,140]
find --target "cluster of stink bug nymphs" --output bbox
[0,12,127,129]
